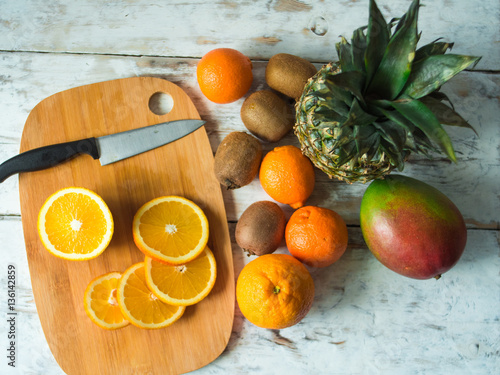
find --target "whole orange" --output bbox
[197,48,253,104]
[286,206,348,268]
[236,254,314,329]
[259,145,315,209]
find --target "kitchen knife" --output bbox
[0,119,205,183]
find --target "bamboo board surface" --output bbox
[17,77,234,375]
[1,0,499,373]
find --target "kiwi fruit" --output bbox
[240,90,295,142]
[265,53,317,100]
[214,131,262,189]
[235,201,286,256]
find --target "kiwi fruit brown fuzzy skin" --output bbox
[235,201,286,256]
[265,53,317,100]
[240,90,295,142]
[214,131,262,190]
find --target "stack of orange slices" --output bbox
[38,189,217,331]
[81,195,217,330]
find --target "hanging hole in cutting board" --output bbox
[149,92,174,115]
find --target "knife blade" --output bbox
[0,119,205,183]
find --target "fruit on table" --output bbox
[265,53,317,100]
[132,196,209,265]
[83,272,129,330]
[37,187,114,261]
[286,206,348,268]
[214,131,262,189]
[117,263,185,329]
[235,200,286,256]
[360,175,467,279]
[145,246,217,306]
[295,0,481,184]
[236,254,314,329]
[197,48,253,104]
[259,145,315,209]
[240,90,295,142]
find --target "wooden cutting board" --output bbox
[18,77,234,375]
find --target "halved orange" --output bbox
[145,246,217,306]
[83,272,129,330]
[37,187,114,260]
[116,262,185,329]
[132,196,209,265]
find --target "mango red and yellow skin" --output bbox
[360,175,467,280]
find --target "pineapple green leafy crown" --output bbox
[295,0,481,183]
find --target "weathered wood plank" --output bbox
[0,216,65,375]
[228,227,500,375]
[0,144,21,215]
[2,216,499,374]
[0,1,498,374]
[1,52,498,228]
[0,0,497,70]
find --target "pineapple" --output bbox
[295,0,481,183]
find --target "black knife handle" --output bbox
[0,138,99,183]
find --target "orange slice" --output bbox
[116,262,185,329]
[83,272,129,330]
[37,187,114,260]
[145,246,217,306]
[132,196,209,265]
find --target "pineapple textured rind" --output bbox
[295,63,395,184]
[294,0,481,184]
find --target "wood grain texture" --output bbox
[0,0,499,372]
[18,77,234,375]
[0,0,497,70]
[1,52,498,228]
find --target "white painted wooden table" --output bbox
[0,1,499,374]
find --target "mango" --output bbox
[360,175,467,280]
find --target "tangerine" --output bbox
[236,254,314,329]
[83,272,129,330]
[145,246,217,306]
[259,145,315,209]
[37,187,114,261]
[286,206,348,268]
[132,196,209,265]
[197,48,253,104]
[116,263,185,329]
